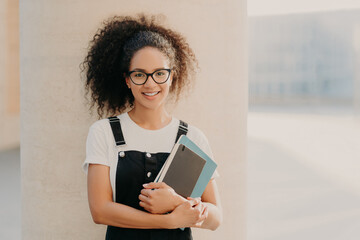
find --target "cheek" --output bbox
[166,77,172,89]
[163,82,171,93]
[131,86,141,96]
[127,83,141,97]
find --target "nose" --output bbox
[143,75,157,88]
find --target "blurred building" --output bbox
[249,9,360,105]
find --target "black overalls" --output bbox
[106,116,193,240]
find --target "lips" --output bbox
[143,91,160,96]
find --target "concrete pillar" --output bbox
[353,24,360,117]
[21,1,247,239]
[0,0,20,151]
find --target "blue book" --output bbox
[155,135,217,198]
[154,135,217,230]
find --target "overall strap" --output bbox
[108,117,126,146]
[175,120,188,143]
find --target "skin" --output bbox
[125,46,173,130]
[87,46,222,230]
[88,164,207,229]
[140,180,222,230]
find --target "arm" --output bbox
[197,179,222,230]
[87,164,206,229]
[140,179,222,230]
[87,164,168,228]
[139,182,187,214]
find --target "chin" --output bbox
[134,100,162,111]
[135,96,167,111]
[143,104,164,111]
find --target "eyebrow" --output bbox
[130,67,168,72]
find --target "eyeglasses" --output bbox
[127,69,171,85]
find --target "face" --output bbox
[126,46,172,111]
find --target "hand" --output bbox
[168,197,208,229]
[139,182,186,214]
[186,197,208,228]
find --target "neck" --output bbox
[128,105,171,130]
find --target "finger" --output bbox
[193,204,203,215]
[187,198,199,207]
[201,206,208,219]
[194,220,204,228]
[189,197,201,200]
[193,219,205,228]
[193,200,204,211]
[138,194,150,204]
[188,197,201,206]
[140,189,152,197]
[139,201,150,210]
[197,207,208,222]
[198,204,205,215]
[182,200,193,208]
[143,182,157,189]
[160,182,169,188]
[143,182,168,189]
[193,222,200,227]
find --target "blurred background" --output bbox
[1,0,360,239]
[247,0,360,239]
[0,0,20,239]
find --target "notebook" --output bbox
[155,135,217,198]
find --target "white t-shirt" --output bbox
[83,112,218,200]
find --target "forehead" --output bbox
[129,46,170,71]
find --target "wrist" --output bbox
[173,194,186,209]
[163,212,176,229]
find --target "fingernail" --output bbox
[143,184,148,187]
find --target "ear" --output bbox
[168,72,173,87]
[124,73,131,89]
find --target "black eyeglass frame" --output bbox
[127,69,172,85]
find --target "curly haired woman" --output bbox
[81,14,222,240]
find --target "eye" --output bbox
[155,70,166,76]
[156,71,165,76]
[133,72,146,78]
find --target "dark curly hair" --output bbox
[81,14,198,118]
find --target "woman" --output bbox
[82,14,222,239]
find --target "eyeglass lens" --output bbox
[129,69,170,85]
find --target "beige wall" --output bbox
[6,0,20,114]
[0,0,20,151]
[21,0,247,239]
[0,1,5,118]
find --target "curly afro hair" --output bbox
[81,14,198,118]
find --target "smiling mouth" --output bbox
[143,91,160,96]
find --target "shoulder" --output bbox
[179,120,214,158]
[172,117,209,145]
[187,124,209,143]
[87,118,112,139]
[89,118,110,131]
[88,113,126,134]
[181,120,219,178]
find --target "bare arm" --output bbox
[87,164,206,229]
[140,179,222,230]
[197,179,223,230]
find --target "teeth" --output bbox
[143,92,159,96]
